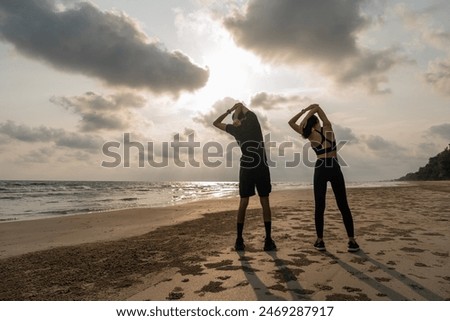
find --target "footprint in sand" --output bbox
[196,281,226,294]
[368,265,380,272]
[268,284,286,292]
[314,283,333,291]
[166,287,184,300]
[400,247,425,253]
[343,286,362,293]
[204,259,233,269]
[431,251,448,257]
[271,267,304,282]
[366,237,395,242]
[233,281,249,288]
[421,232,444,236]
[374,277,391,283]
[178,263,205,276]
[326,292,370,301]
[204,259,245,271]
[350,257,368,265]
[287,254,319,267]
[238,255,256,262]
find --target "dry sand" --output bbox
[0,182,449,301]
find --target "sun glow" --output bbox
[189,33,271,113]
[174,8,269,112]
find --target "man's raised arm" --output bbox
[213,109,231,131]
[212,103,242,131]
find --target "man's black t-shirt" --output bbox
[225,111,268,169]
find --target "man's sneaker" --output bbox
[347,240,360,252]
[234,237,245,251]
[263,237,277,251]
[314,240,326,251]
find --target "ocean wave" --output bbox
[0,218,17,222]
[0,180,241,221]
[0,196,21,200]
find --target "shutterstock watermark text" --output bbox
[101,133,349,169]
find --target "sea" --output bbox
[0,180,405,222]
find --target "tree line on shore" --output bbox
[399,145,450,181]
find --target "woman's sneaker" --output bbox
[314,240,326,251]
[347,240,360,252]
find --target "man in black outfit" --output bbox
[213,102,276,251]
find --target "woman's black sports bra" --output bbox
[312,128,336,156]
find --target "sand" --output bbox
[0,182,449,301]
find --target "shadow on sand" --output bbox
[325,250,443,300]
[238,250,314,300]
[238,248,444,301]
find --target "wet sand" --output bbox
[0,182,449,300]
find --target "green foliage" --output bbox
[399,145,450,181]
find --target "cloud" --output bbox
[0,0,209,94]
[395,3,450,51]
[363,134,406,157]
[249,92,309,110]
[393,3,450,96]
[50,92,147,132]
[193,97,240,129]
[428,123,450,140]
[424,56,450,96]
[223,0,409,94]
[55,131,103,150]
[0,120,103,152]
[333,125,358,144]
[0,120,57,143]
[19,147,56,164]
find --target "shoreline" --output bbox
[1,181,449,300]
[0,180,409,224]
[0,180,415,225]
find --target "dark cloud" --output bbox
[363,134,406,157]
[0,120,103,152]
[225,0,367,62]
[428,123,450,140]
[224,0,409,94]
[333,125,358,144]
[0,120,57,142]
[55,131,102,150]
[50,92,146,132]
[0,0,209,94]
[250,92,308,110]
[424,57,450,96]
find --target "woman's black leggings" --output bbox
[313,157,354,238]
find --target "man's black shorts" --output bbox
[239,165,272,198]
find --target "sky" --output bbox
[0,0,449,183]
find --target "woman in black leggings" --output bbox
[288,104,359,252]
